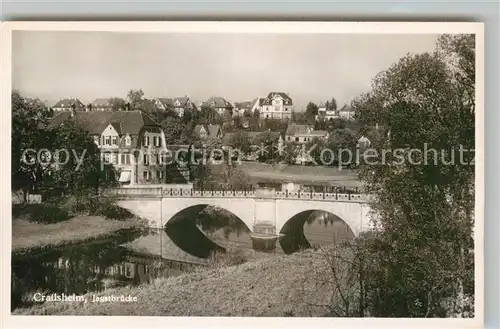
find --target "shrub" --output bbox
[28,204,70,224]
[97,200,133,221]
[62,195,100,216]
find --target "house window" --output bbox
[143,135,150,147]
[105,136,111,145]
[103,153,111,163]
[112,136,118,145]
[121,154,131,165]
[143,171,151,181]
[288,136,291,141]
[157,170,163,179]
[143,154,149,165]
[295,137,299,142]
[125,136,131,146]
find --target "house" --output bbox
[357,135,371,149]
[200,96,233,116]
[194,124,223,140]
[338,105,356,120]
[252,92,293,120]
[50,110,168,186]
[233,101,253,117]
[90,98,117,111]
[285,124,329,144]
[52,98,86,112]
[155,96,196,117]
[315,105,339,121]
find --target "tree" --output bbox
[327,97,338,111]
[161,116,185,145]
[12,91,52,200]
[227,131,252,155]
[356,34,475,317]
[108,97,127,112]
[127,89,145,110]
[48,122,115,196]
[305,102,319,123]
[12,91,114,200]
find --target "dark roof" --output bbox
[156,98,174,108]
[172,97,190,106]
[52,98,86,110]
[285,124,312,135]
[49,110,159,135]
[201,96,233,109]
[207,124,222,137]
[109,121,122,135]
[261,92,293,106]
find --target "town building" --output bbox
[251,92,293,120]
[285,124,329,144]
[194,124,223,140]
[90,98,116,111]
[52,98,86,112]
[233,101,253,117]
[50,110,168,186]
[315,105,339,121]
[200,96,233,116]
[155,96,196,117]
[338,105,356,120]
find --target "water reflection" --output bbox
[11,208,354,311]
[11,229,203,311]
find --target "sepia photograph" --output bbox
[3,21,483,326]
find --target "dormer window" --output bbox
[125,135,131,146]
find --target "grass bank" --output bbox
[13,247,352,316]
[12,215,145,257]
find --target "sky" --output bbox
[12,31,440,110]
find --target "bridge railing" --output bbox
[103,187,370,202]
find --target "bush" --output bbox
[28,204,70,224]
[60,195,133,221]
[97,200,133,221]
[62,195,100,216]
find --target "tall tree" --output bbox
[305,102,319,123]
[127,89,145,110]
[357,34,475,317]
[327,97,338,111]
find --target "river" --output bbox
[11,209,353,311]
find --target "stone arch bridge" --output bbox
[103,187,372,250]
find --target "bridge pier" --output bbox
[250,223,279,252]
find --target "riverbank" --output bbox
[12,216,145,257]
[14,247,350,316]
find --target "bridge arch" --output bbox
[275,199,369,238]
[278,209,355,254]
[164,204,252,259]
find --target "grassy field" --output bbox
[12,216,142,256]
[238,162,361,187]
[13,247,354,316]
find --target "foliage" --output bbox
[12,92,113,200]
[161,116,185,145]
[326,97,338,111]
[305,102,319,124]
[28,204,70,224]
[227,131,252,155]
[355,34,475,317]
[108,97,127,111]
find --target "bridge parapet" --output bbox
[102,188,370,203]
